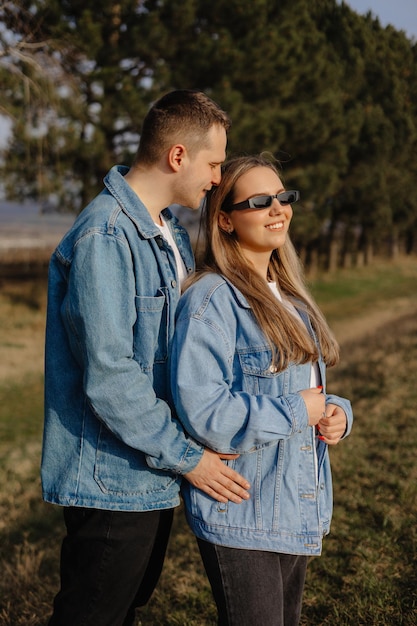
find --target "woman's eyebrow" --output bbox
[246,188,285,199]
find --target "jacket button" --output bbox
[171,279,177,288]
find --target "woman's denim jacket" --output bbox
[41,165,203,511]
[172,273,353,555]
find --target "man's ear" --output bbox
[168,144,187,172]
[218,211,234,234]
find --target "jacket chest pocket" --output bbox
[134,292,168,369]
[238,347,288,395]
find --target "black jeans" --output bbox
[198,538,308,626]
[48,506,174,626]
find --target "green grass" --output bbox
[309,257,417,322]
[1,259,417,624]
[301,310,417,625]
[0,375,44,445]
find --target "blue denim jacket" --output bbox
[172,273,353,555]
[41,165,203,511]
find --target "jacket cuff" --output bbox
[145,438,204,475]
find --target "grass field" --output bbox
[0,258,416,625]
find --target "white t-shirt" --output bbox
[155,216,188,287]
[268,281,321,484]
[268,282,321,388]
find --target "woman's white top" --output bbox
[268,282,321,388]
[268,281,321,485]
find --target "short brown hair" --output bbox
[133,89,231,166]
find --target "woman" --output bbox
[171,154,353,625]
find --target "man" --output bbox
[41,90,250,626]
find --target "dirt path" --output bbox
[329,296,417,345]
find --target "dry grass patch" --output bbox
[0,278,47,383]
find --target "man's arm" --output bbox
[64,233,209,473]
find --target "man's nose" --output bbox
[212,165,222,186]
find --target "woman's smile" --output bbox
[265,220,285,231]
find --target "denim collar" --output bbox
[104,165,177,239]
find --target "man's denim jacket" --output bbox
[172,273,353,555]
[41,165,203,511]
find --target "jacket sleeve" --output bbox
[62,231,203,474]
[171,305,311,455]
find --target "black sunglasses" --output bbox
[225,190,300,212]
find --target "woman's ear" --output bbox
[218,211,234,234]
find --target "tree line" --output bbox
[1,0,416,269]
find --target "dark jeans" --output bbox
[198,538,308,626]
[48,506,174,626]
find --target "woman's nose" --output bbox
[270,197,284,213]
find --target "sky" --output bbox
[340,0,417,40]
[1,1,416,148]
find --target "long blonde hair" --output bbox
[186,154,339,372]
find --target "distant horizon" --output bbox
[0,198,75,220]
[0,198,75,250]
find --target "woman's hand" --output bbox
[317,404,347,445]
[299,387,325,426]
